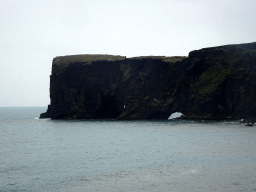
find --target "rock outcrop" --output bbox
[40,42,256,120]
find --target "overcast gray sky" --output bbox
[0,0,255,107]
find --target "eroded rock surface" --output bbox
[40,42,256,120]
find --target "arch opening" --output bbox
[168,112,184,120]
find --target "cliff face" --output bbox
[40,42,256,120]
[178,42,256,119]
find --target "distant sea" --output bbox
[1,107,256,192]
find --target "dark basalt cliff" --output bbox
[40,42,256,120]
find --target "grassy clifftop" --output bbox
[129,56,187,63]
[53,54,126,67]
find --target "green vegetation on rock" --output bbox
[198,64,230,96]
[53,54,126,67]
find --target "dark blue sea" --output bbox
[1,107,256,192]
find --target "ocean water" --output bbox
[1,107,256,192]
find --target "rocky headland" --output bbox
[40,42,256,120]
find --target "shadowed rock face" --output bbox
[178,42,256,120]
[40,42,256,120]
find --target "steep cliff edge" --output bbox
[175,42,256,120]
[40,42,256,120]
